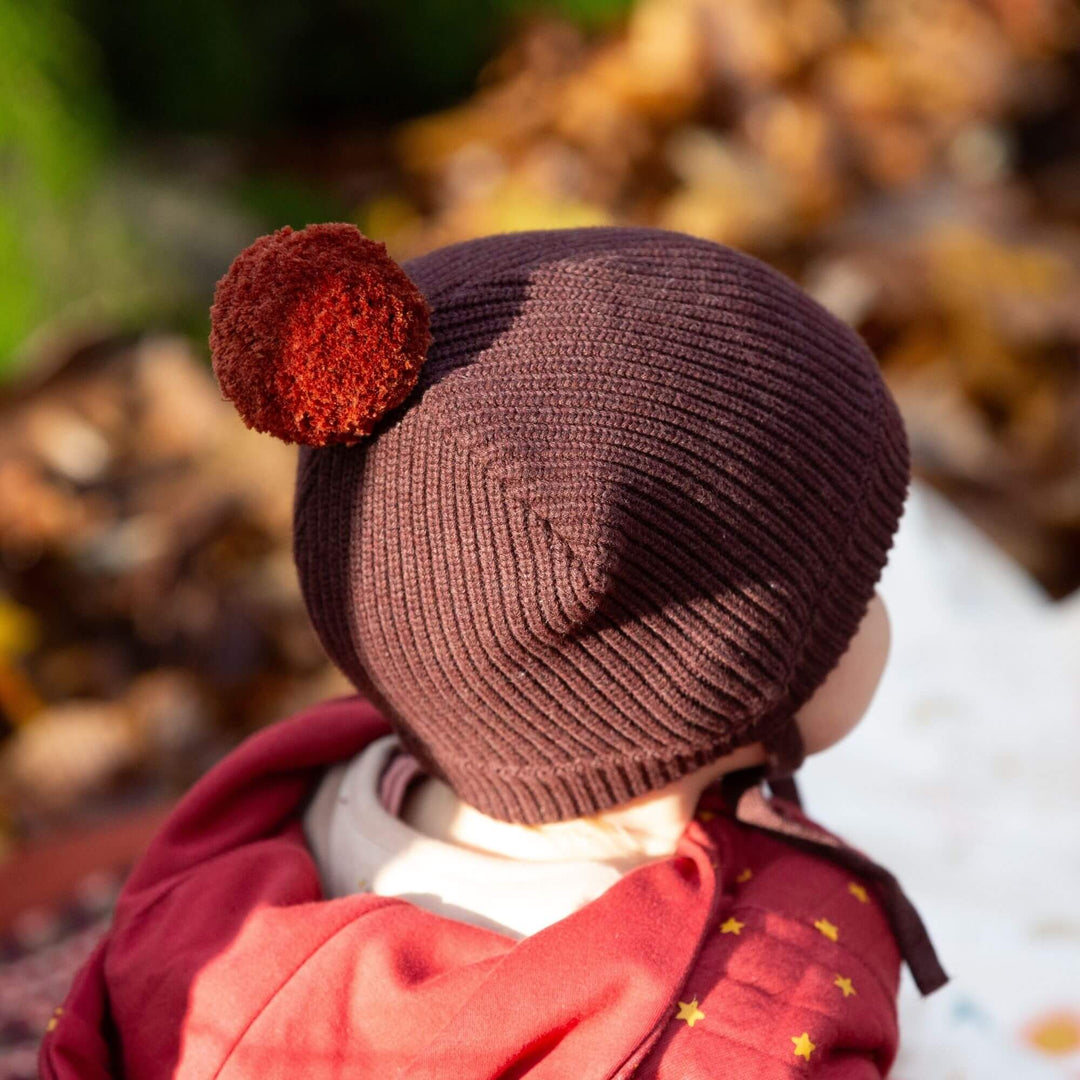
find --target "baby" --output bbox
[42,225,945,1079]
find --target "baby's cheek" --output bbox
[796,594,890,754]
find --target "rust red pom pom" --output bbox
[209,223,431,446]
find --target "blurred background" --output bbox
[0,0,1078,1075]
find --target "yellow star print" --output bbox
[814,917,839,942]
[791,1032,816,1061]
[848,882,869,903]
[735,868,753,883]
[698,810,715,822]
[720,916,745,935]
[676,998,706,1027]
[834,974,856,998]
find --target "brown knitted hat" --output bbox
[211,225,909,824]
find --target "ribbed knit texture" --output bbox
[294,227,909,824]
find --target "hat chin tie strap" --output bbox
[761,716,805,807]
[716,761,950,998]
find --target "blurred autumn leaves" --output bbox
[382,0,1076,247]
[1,0,1079,836]
[0,338,356,837]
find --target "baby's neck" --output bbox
[401,743,767,868]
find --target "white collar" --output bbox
[304,735,625,938]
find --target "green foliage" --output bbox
[0,0,637,375]
[0,0,101,367]
[0,0,163,376]
[69,0,636,133]
[234,174,350,235]
[504,0,635,29]
[0,1,104,196]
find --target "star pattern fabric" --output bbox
[644,783,904,1078]
[814,917,839,942]
[676,999,706,1028]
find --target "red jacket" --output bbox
[40,697,937,1079]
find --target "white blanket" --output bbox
[801,483,1080,1077]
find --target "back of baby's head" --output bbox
[211,225,909,825]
